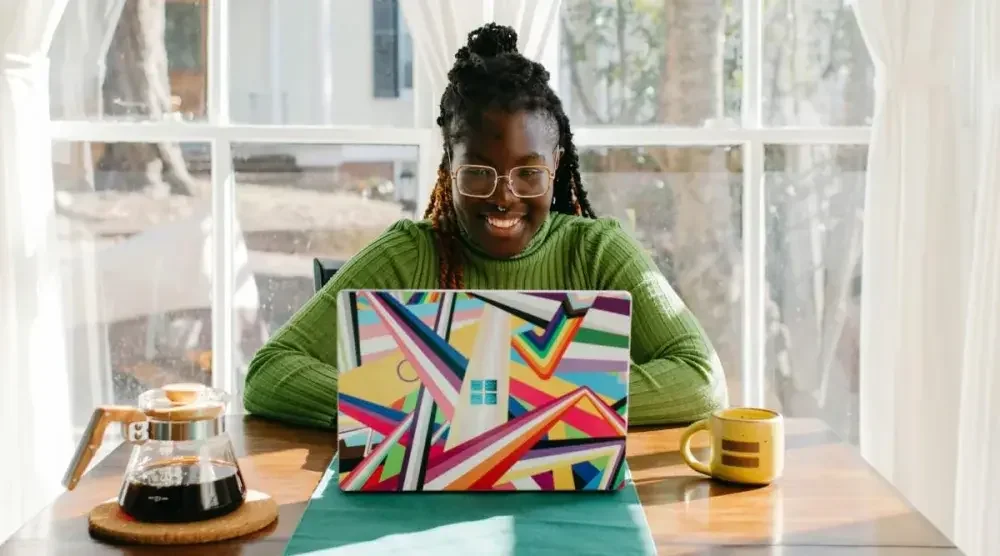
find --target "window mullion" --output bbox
[45,121,870,145]
[209,0,230,126]
[741,0,766,408]
[742,140,766,409]
[209,0,237,406]
[743,0,763,130]
[572,126,871,146]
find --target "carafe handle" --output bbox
[63,405,146,490]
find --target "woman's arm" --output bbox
[590,220,729,425]
[242,284,341,429]
[243,220,430,428]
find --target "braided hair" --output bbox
[423,23,596,289]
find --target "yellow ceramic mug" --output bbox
[679,407,784,485]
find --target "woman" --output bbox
[243,23,728,429]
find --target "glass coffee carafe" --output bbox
[64,383,247,523]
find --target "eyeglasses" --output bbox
[452,164,555,199]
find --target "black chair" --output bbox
[313,258,345,292]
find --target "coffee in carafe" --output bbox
[118,457,245,523]
[64,383,248,523]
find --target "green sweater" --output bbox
[243,213,728,429]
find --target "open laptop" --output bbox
[335,290,632,492]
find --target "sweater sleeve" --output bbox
[588,219,729,425]
[242,220,429,429]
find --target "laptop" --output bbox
[335,290,632,492]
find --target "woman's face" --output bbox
[449,110,561,259]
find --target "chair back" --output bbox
[313,258,344,292]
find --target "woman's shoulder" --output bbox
[367,218,436,249]
[332,218,436,282]
[549,213,655,282]
[344,218,437,265]
[549,212,633,244]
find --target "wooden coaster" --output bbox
[88,490,278,545]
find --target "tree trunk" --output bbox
[658,0,742,382]
[98,0,195,196]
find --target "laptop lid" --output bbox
[336,290,632,492]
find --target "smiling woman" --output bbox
[242,22,728,430]
[448,110,560,259]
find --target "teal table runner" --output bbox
[284,458,656,555]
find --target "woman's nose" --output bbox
[490,174,516,207]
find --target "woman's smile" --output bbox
[483,212,526,238]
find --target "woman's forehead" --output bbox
[454,109,558,158]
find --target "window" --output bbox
[51,141,215,413]
[234,143,420,360]
[471,380,499,406]
[47,0,873,446]
[50,0,210,120]
[165,2,204,72]
[762,3,874,126]
[373,0,400,98]
[765,144,867,442]
[49,0,429,423]
[560,0,873,443]
[224,0,418,125]
[398,10,414,91]
[560,0,743,126]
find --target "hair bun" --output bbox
[465,23,519,58]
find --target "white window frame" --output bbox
[48,0,871,410]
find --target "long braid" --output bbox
[427,22,598,288]
[424,159,464,288]
[550,110,596,218]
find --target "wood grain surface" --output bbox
[0,416,959,555]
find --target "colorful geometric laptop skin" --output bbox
[335,290,632,492]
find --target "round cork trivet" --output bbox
[88,490,278,545]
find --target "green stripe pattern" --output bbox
[574,328,630,348]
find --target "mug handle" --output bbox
[680,419,712,476]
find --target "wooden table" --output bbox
[1,416,959,555]
[2,417,332,556]
[629,419,959,555]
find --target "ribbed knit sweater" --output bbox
[243,213,728,429]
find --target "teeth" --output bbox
[487,216,521,230]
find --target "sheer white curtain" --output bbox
[953,1,1000,554]
[47,0,127,448]
[0,0,73,543]
[855,0,998,553]
[400,0,562,207]
[48,0,125,120]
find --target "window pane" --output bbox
[165,3,204,71]
[230,0,415,125]
[52,141,213,430]
[373,0,400,98]
[560,0,742,126]
[50,0,208,121]
[373,34,400,99]
[579,146,743,400]
[234,143,419,361]
[763,2,874,126]
[765,144,867,443]
[372,0,397,29]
